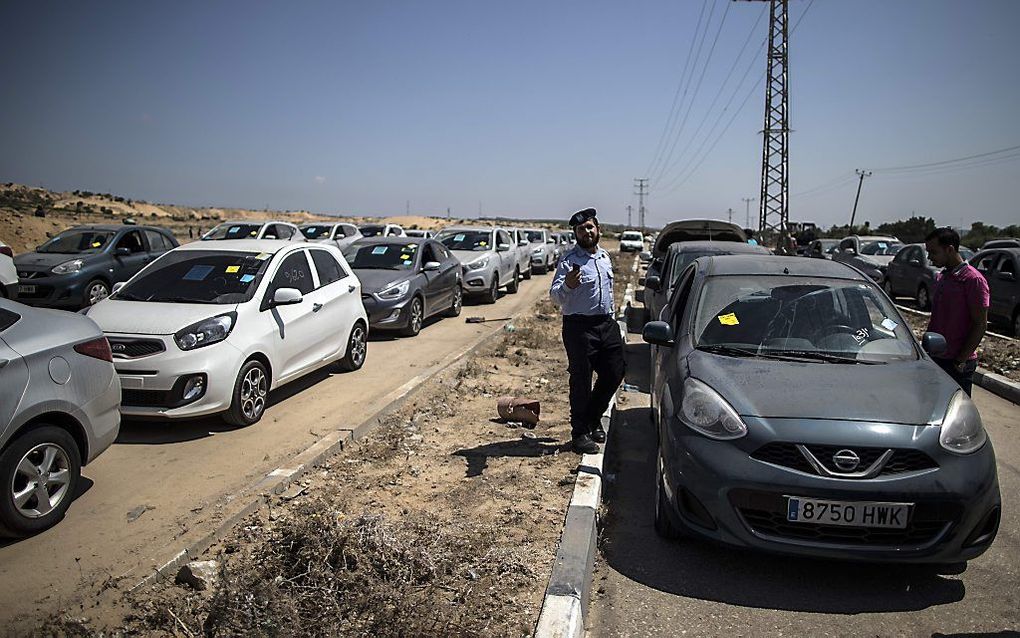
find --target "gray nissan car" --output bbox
[642,255,1000,564]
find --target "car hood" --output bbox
[14,251,103,269]
[354,269,414,294]
[860,255,895,267]
[86,298,238,335]
[451,250,491,265]
[687,350,957,425]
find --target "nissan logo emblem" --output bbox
[832,449,861,472]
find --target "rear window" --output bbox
[0,308,20,331]
[301,225,333,239]
[621,232,643,241]
[437,231,492,252]
[115,250,273,304]
[202,223,262,240]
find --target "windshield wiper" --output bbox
[150,296,213,304]
[697,345,815,362]
[766,350,883,365]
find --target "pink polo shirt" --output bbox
[928,263,989,361]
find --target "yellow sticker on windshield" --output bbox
[399,254,410,260]
[479,241,487,246]
[225,265,240,273]
[92,242,101,247]
[255,252,271,260]
[717,313,739,326]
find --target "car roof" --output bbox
[437,226,499,233]
[654,219,747,256]
[850,235,898,242]
[975,247,1020,257]
[176,239,306,253]
[68,224,168,232]
[700,254,870,280]
[667,240,769,254]
[213,219,295,226]
[352,236,428,246]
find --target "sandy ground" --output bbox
[898,311,1020,382]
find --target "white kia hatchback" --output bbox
[85,240,368,426]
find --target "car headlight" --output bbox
[377,280,410,300]
[467,256,489,271]
[677,378,747,440]
[52,259,84,274]
[532,248,544,255]
[939,390,987,454]
[174,312,236,351]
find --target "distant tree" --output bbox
[875,215,936,243]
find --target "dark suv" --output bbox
[14,225,178,309]
[971,247,1020,335]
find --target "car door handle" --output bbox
[348,285,356,293]
[312,302,323,312]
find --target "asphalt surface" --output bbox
[589,336,1020,638]
[0,273,549,624]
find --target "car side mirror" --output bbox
[547,238,555,244]
[518,239,528,246]
[272,287,303,307]
[497,243,511,252]
[112,282,126,294]
[423,261,441,271]
[999,271,1016,282]
[116,247,131,256]
[645,275,661,292]
[642,321,675,347]
[921,332,947,357]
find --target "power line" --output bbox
[872,143,1020,173]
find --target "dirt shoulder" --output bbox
[898,311,1019,382]
[37,249,638,637]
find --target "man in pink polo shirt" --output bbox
[925,227,989,395]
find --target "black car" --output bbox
[345,237,462,336]
[14,225,178,309]
[971,247,1020,335]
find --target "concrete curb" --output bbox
[131,299,537,592]
[974,368,1020,406]
[534,314,628,637]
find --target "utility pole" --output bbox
[742,197,756,228]
[406,200,410,215]
[447,207,451,219]
[737,0,790,253]
[633,178,648,235]
[626,204,633,228]
[727,208,734,223]
[848,168,872,229]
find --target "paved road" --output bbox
[0,273,549,623]
[590,336,1020,637]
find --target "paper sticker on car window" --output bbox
[228,227,241,234]
[403,260,413,266]
[717,313,739,326]
[372,246,388,255]
[239,274,255,283]
[255,252,271,260]
[881,318,897,331]
[91,242,101,248]
[183,265,214,281]
[454,234,465,242]
[225,265,240,273]
[479,241,487,246]
[399,254,410,260]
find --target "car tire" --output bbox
[83,279,110,308]
[1012,308,1019,337]
[483,277,498,304]
[222,359,270,427]
[507,268,520,294]
[443,285,463,318]
[337,321,368,371]
[917,284,931,311]
[400,296,424,337]
[0,426,81,537]
[654,454,684,541]
[533,263,546,275]
[523,265,532,280]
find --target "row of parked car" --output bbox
[0,218,578,537]
[637,218,1000,566]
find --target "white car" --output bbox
[85,240,368,426]
[507,228,534,281]
[300,222,363,251]
[359,223,406,238]
[619,230,645,253]
[0,240,16,299]
[404,229,434,239]
[202,220,303,242]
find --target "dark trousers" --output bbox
[933,357,977,396]
[562,314,626,438]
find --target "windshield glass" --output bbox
[860,241,903,256]
[115,250,272,303]
[38,230,115,254]
[359,225,385,237]
[437,231,492,252]
[202,223,262,240]
[621,232,643,241]
[300,225,334,239]
[526,231,545,243]
[694,275,917,363]
[345,243,419,270]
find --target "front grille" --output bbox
[121,388,170,407]
[108,337,165,358]
[751,442,937,477]
[17,271,42,279]
[739,508,947,546]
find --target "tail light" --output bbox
[0,246,12,258]
[74,337,113,362]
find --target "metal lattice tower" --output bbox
[745,0,790,251]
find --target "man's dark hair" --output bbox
[925,227,960,250]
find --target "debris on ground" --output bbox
[175,560,219,592]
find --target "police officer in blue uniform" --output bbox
[550,208,626,454]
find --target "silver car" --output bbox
[0,299,120,536]
[299,222,363,251]
[436,226,520,303]
[507,228,534,281]
[524,228,556,274]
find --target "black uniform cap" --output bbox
[569,208,598,227]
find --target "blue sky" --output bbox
[1,0,1018,229]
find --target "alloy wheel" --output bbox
[240,366,267,421]
[350,324,367,367]
[409,298,423,334]
[452,286,462,313]
[917,286,930,310]
[87,281,109,305]
[11,443,71,519]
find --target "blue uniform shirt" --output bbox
[550,244,615,316]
